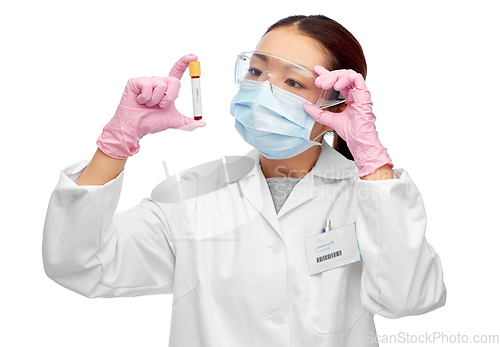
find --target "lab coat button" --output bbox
[271,311,286,325]
[271,240,284,253]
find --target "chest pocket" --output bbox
[307,260,363,334]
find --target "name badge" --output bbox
[305,223,361,275]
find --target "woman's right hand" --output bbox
[97,54,206,159]
[304,67,392,178]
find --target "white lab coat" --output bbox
[42,138,446,347]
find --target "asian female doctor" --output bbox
[42,15,446,347]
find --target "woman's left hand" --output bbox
[304,67,393,178]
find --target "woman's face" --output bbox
[255,27,334,141]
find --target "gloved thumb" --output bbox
[305,104,350,141]
[177,117,206,131]
[304,104,334,128]
[169,54,198,80]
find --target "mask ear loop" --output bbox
[311,129,328,143]
[308,89,333,144]
[309,93,330,145]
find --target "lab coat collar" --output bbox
[313,138,359,179]
[237,138,358,239]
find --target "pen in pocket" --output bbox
[322,220,332,233]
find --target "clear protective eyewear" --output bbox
[234,51,345,108]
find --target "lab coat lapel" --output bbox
[276,169,317,218]
[237,139,358,240]
[239,149,283,238]
[311,138,359,180]
[276,137,358,216]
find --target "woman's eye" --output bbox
[248,68,262,77]
[285,79,304,88]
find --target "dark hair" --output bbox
[265,15,366,161]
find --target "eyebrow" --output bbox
[254,53,267,61]
[252,53,312,72]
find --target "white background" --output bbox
[1,0,499,346]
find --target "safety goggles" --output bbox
[234,51,345,108]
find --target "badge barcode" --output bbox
[316,250,342,263]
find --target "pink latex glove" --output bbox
[97,54,206,159]
[304,67,393,178]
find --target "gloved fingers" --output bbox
[133,77,154,105]
[168,53,198,80]
[314,66,330,76]
[144,76,168,107]
[159,77,181,109]
[313,67,367,93]
[334,70,367,92]
[314,67,340,90]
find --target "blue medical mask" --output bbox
[229,81,325,160]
